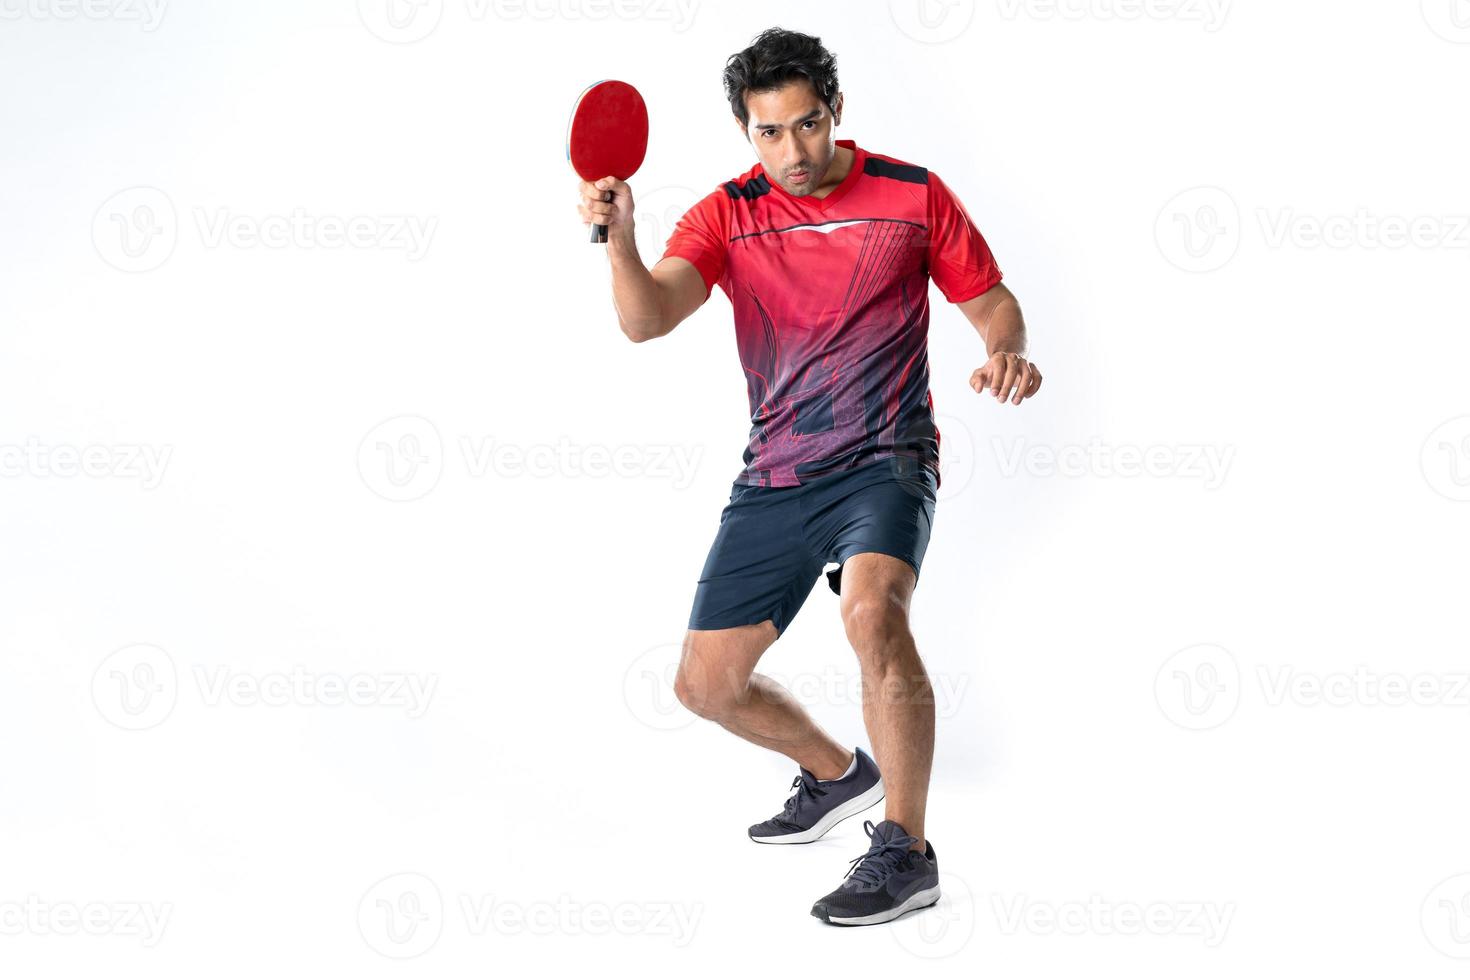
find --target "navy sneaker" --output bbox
[748,747,885,844]
[810,819,941,926]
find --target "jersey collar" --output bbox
[759,139,865,212]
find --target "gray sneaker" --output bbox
[810,819,941,926]
[748,747,885,844]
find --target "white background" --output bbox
[2,0,1469,974]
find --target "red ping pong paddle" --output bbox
[567,80,648,244]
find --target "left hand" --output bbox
[971,352,1042,405]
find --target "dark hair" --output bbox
[722,28,839,129]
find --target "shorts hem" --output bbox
[687,613,784,635]
[829,548,924,594]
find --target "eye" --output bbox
[802,121,816,130]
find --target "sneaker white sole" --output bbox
[822,884,942,926]
[749,779,886,844]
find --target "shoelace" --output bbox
[844,820,920,886]
[780,774,825,819]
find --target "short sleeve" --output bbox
[925,171,1003,304]
[660,189,729,300]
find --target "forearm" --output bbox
[979,290,1027,357]
[962,284,1042,404]
[606,231,666,342]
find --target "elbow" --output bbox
[621,319,665,343]
[620,308,670,343]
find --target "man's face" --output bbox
[737,80,843,197]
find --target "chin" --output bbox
[785,170,821,195]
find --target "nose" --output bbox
[773,133,805,170]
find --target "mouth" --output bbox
[787,170,810,185]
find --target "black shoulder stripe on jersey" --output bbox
[723,174,772,201]
[863,157,928,185]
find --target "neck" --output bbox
[811,144,853,199]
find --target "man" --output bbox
[575,28,1041,926]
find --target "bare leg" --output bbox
[837,553,934,852]
[674,621,852,779]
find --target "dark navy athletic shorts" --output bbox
[687,455,938,638]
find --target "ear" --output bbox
[833,92,843,126]
[733,115,749,141]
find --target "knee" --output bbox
[674,635,741,721]
[672,666,717,720]
[842,595,913,661]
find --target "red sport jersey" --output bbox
[660,139,1003,488]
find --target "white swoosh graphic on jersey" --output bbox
[768,219,876,236]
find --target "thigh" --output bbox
[835,552,917,623]
[804,457,937,596]
[688,484,824,638]
[677,621,778,704]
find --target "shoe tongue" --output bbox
[870,819,910,843]
[798,767,820,786]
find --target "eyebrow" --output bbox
[752,108,823,130]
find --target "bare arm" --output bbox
[578,176,709,343]
[608,243,708,343]
[955,282,1043,405]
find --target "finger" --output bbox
[579,202,616,223]
[989,356,1009,400]
[580,192,617,217]
[595,177,628,198]
[1026,367,1043,397]
[1011,362,1031,404]
[995,357,1018,402]
[970,366,990,394]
